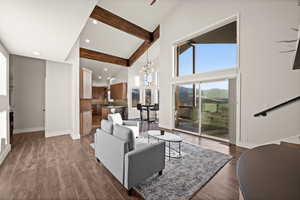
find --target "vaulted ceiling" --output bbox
[78,0,180,84]
[79,0,180,68]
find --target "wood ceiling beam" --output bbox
[80,48,129,67]
[129,26,160,66]
[90,6,152,42]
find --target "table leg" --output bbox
[169,142,171,160]
[179,142,181,157]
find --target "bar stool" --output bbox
[150,104,159,122]
[137,104,144,121]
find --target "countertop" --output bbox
[101,105,126,109]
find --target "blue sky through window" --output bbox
[178,43,236,90]
[195,44,236,73]
[178,44,236,75]
[178,47,193,76]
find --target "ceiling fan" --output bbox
[150,0,157,6]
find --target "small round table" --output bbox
[147,130,183,159]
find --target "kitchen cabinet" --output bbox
[110,82,127,100]
[80,110,92,136]
[92,87,107,100]
[80,68,92,99]
[80,67,92,136]
[92,104,102,116]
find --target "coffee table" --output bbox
[147,130,183,159]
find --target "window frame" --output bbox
[171,15,241,146]
[131,88,140,108]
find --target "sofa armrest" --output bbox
[124,141,165,189]
[95,130,128,184]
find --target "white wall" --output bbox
[0,40,10,165]
[159,0,300,147]
[10,55,45,133]
[65,40,80,140]
[45,61,72,137]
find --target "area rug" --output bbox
[134,136,232,200]
[90,136,232,200]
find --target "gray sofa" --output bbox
[95,120,165,195]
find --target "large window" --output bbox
[0,52,7,96]
[131,89,140,107]
[177,21,237,76]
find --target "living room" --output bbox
[0,0,299,200]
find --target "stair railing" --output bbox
[254,96,300,117]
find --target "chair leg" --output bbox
[140,111,143,121]
[158,170,163,176]
[128,188,133,196]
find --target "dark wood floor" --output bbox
[0,122,247,200]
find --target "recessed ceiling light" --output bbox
[98,76,102,79]
[85,39,90,43]
[92,19,98,25]
[33,51,40,56]
[104,68,108,72]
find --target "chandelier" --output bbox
[140,50,154,87]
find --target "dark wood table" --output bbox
[141,104,154,122]
[237,144,300,200]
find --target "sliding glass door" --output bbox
[200,80,229,140]
[174,84,199,133]
[174,80,230,141]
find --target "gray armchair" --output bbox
[95,120,165,195]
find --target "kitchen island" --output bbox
[101,105,127,120]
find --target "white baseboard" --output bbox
[237,133,300,149]
[13,127,44,134]
[45,130,71,138]
[0,144,11,166]
[263,134,300,145]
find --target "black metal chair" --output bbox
[150,103,159,122]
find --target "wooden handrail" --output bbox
[254,96,300,117]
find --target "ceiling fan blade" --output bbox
[277,40,297,43]
[291,27,299,32]
[150,0,157,6]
